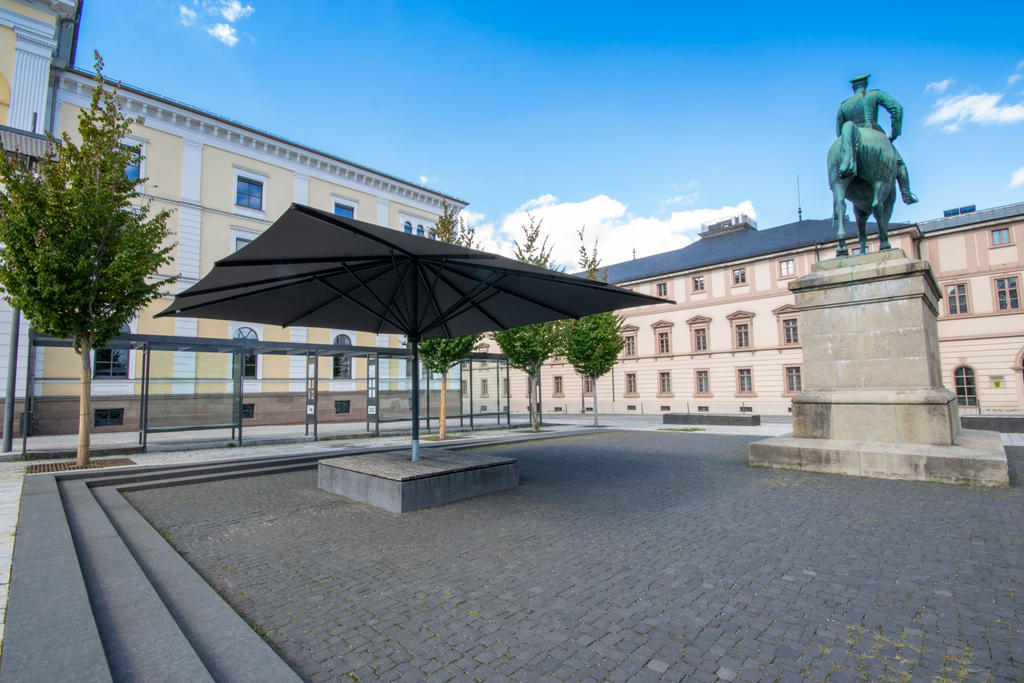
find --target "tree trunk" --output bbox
[593,375,599,427]
[439,369,448,440]
[77,339,92,467]
[528,372,538,432]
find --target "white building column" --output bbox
[173,137,203,394]
[377,197,390,227]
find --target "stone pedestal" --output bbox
[318,448,519,513]
[750,250,1008,486]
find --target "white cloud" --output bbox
[461,194,757,271]
[661,193,699,207]
[1010,166,1024,189]
[925,79,954,94]
[418,175,430,185]
[206,22,239,46]
[1009,74,1022,87]
[218,0,254,22]
[926,92,1024,133]
[178,5,198,25]
[1018,60,1024,71]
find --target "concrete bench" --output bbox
[663,413,761,426]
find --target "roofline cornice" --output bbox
[55,68,468,214]
[611,224,919,287]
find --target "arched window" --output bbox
[333,334,352,379]
[416,224,425,237]
[234,327,258,379]
[94,323,131,378]
[403,221,413,234]
[954,366,977,407]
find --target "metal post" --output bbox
[305,352,311,437]
[537,366,543,426]
[139,342,150,449]
[374,352,380,437]
[3,308,20,452]
[425,368,431,433]
[468,359,474,430]
[21,331,35,457]
[410,336,420,461]
[505,362,511,427]
[235,349,244,446]
[495,361,501,425]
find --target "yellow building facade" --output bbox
[0,0,468,436]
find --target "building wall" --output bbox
[0,4,468,436]
[516,213,1024,417]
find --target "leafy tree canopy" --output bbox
[0,53,175,354]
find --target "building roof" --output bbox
[916,202,1024,234]
[603,217,905,284]
[60,67,468,208]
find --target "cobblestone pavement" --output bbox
[125,432,1024,682]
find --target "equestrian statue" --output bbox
[827,74,918,256]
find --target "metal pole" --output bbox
[3,309,21,452]
[505,361,511,427]
[235,349,244,446]
[313,352,319,441]
[142,342,150,452]
[305,352,310,437]
[21,331,35,457]
[425,368,431,433]
[374,352,380,438]
[537,366,543,426]
[468,359,474,430]
[495,361,501,425]
[410,336,420,461]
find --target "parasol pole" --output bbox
[410,333,420,461]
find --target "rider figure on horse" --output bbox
[836,74,918,205]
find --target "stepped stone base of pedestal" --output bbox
[748,428,1009,487]
[318,448,519,513]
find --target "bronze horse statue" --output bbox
[827,124,898,256]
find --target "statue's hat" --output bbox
[850,73,871,85]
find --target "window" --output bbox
[241,403,255,419]
[991,228,1011,246]
[334,203,355,218]
[234,236,252,252]
[234,327,258,379]
[737,368,753,394]
[481,379,489,397]
[335,400,350,414]
[735,323,750,348]
[656,282,668,297]
[697,405,709,412]
[95,323,131,378]
[416,224,425,237]
[403,221,413,234]
[946,283,969,316]
[583,376,594,395]
[695,370,710,395]
[658,331,671,354]
[785,366,802,393]
[658,371,672,395]
[783,318,799,345]
[995,276,1020,310]
[333,334,352,379]
[235,176,263,210]
[691,275,705,292]
[122,143,141,182]
[954,366,977,407]
[625,372,637,394]
[553,376,563,395]
[693,327,708,352]
[94,408,124,427]
[624,334,636,357]
[733,267,747,285]
[779,259,795,278]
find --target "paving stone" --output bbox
[121,434,1024,682]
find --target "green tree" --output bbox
[492,214,562,431]
[562,228,624,426]
[419,199,480,439]
[0,54,175,465]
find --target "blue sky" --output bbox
[76,1,1024,268]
